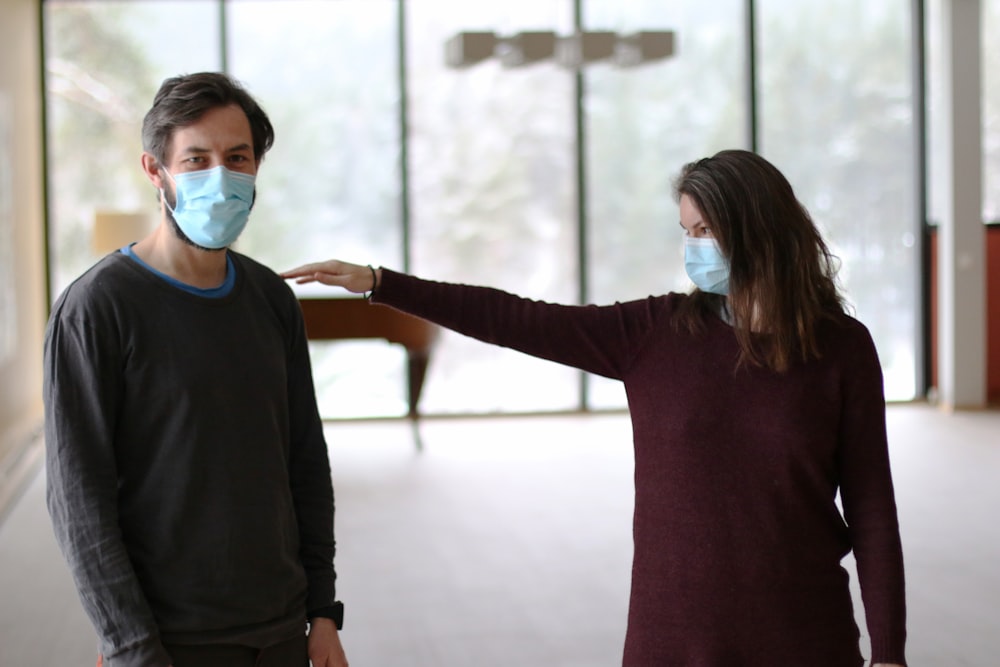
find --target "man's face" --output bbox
[163,103,257,178]
[160,104,258,249]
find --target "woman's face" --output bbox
[679,193,730,296]
[678,194,713,239]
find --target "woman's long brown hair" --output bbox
[672,149,846,372]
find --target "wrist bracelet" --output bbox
[364,265,377,300]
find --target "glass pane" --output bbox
[758,0,918,401]
[985,0,1000,222]
[407,1,578,413]
[309,340,409,418]
[227,0,401,271]
[226,0,403,419]
[583,0,746,409]
[44,1,221,300]
[925,0,943,227]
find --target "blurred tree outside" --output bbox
[45,3,158,297]
[405,1,582,413]
[585,0,746,306]
[229,1,402,275]
[45,1,221,298]
[759,0,918,398]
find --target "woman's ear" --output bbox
[140,152,165,189]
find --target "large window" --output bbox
[758,0,919,400]
[583,0,745,408]
[43,0,933,418]
[406,1,579,413]
[44,0,405,419]
[44,1,220,297]
[226,1,403,418]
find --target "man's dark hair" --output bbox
[141,72,275,166]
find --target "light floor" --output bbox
[0,404,997,666]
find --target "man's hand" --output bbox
[307,617,348,667]
[281,260,379,295]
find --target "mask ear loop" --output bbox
[157,165,178,215]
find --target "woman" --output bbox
[283,149,906,666]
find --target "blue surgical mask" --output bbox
[162,166,255,249]
[684,236,730,295]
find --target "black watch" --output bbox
[307,601,344,630]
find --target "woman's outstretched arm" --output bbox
[282,259,667,382]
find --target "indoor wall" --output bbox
[0,0,47,516]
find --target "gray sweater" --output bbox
[44,250,336,667]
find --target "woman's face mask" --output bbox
[684,236,730,295]
[161,165,255,249]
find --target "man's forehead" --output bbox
[165,105,254,158]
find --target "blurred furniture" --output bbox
[92,211,152,255]
[297,297,440,448]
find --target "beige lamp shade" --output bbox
[92,211,152,255]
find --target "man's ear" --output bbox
[141,153,165,189]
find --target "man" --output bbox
[44,72,348,667]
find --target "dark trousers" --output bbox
[164,634,308,667]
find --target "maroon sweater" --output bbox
[373,269,906,666]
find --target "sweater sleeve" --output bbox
[283,289,337,613]
[836,323,907,665]
[372,269,664,380]
[43,299,172,667]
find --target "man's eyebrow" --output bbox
[179,143,253,155]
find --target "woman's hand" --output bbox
[281,260,379,295]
